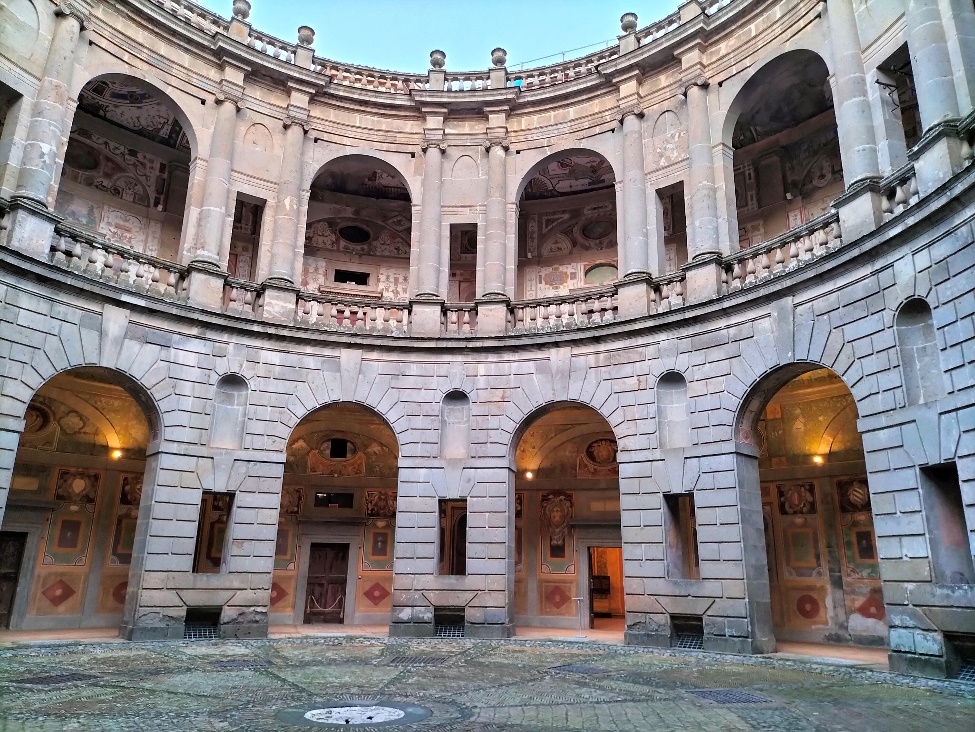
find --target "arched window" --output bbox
[440,390,471,459]
[657,371,691,449]
[895,298,945,406]
[209,374,248,449]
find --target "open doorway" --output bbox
[304,543,349,624]
[587,546,624,631]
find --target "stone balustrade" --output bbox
[442,72,493,92]
[724,211,842,292]
[247,29,296,64]
[313,59,423,94]
[509,287,619,334]
[508,48,618,90]
[149,0,230,34]
[295,292,411,335]
[443,303,477,336]
[879,165,920,223]
[223,279,264,317]
[636,11,680,45]
[49,222,187,300]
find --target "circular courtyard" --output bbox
[0,637,973,731]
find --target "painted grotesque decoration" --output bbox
[365,490,397,518]
[540,492,573,559]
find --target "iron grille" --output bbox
[689,689,768,704]
[675,633,705,650]
[385,655,449,666]
[955,661,975,683]
[435,624,465,638]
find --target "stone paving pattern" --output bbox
[0,637,972,731]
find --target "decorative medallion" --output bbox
[112,581,128,606]
[540,492,573,557]
[54,470,100,504]
[23,404,54,435]
[795,594,821,620]
[584,439,617,466]
[544,584,572,610]
[837,477,871,513]
[41,579,77,608]
[362,582,391,607]
[778,483,816,515]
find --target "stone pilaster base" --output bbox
[184,263,228,310]
[410,298,444,337]
[833,181,883,242]
[474,298,509,336]
[261,281,298,324]
[616,275,652,319]
[4,198,57,259]
[911,121,964,197]
[681,254,722,304]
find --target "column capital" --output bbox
[420,139,447,152]
[282,104,310,131]
[216,79,246,109]
[618,104,644,123]
[55,0,92,29]
[483,137,509,151]
[680,75,710,96]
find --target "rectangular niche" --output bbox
[919,463,974,585]
[664,493,700,580]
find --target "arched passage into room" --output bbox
[55,75,197,265]
[300,154,413,315]
[515,150,619,301]
[737,365,887,649]
[272,402,399,629]
[511,401,624,635]
[0,367,160,633]
[724,50,843,249]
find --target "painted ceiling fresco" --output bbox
[311,157,410,201]
[522,155,615,200]
[286,403,398,476]
[61,126,165,208]
[78,79,191,151]
[732,54,834,149]
[304,217,411,259]
[515,405,617,479]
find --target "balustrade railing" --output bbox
[442,72,492,92]
[724,211,841,292]
[509,48,618,90]
[296,293,410,335]
[223,278,263,317]
[443,304,476,336]
[879,165,920,223]
[247,29,296,64]
[637,11,680,45]
[51,222,186,299]
[313,60,423,93]
[653,274,686,312]
[148,0,229,34]
[509,287,618,334]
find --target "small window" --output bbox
[192,492,234,574]
[584,264,618,285]
[664,493,700,579]
[334,269,369,286]
[329,438,351,459]
[313,492,355,509]
[439,499,467,576]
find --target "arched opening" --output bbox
[301,155,413,305]
[273,403,398,629]
[740,366,886,649]
[0,367,158,632]
[517,151,618,300]
[55,76,195,263]
[512,402,623,636]
[728,52,843,248]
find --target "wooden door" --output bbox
[304,543,349,624]
[0,532,26,629]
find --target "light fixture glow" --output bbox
[812,455,824,465]
[111,449,123,460]
[525,471,534,480]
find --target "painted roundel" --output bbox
[796,594,821,620]
[585,439,618,466]
[23,404,54,435]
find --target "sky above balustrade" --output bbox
[196,0,680,73]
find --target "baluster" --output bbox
[745,256,756,284]
[814,226,828,255]
[774,243,785,273]
[660,283,671,310]
[759,251,770,279]
[721,266,730,295]
[802,233,815,261]
[673,278,684,306]
[731,261,742,290]
[788,238,799,269]
[165,271,178,297]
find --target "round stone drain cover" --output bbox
[276,700,432,728]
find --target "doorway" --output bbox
[0,532,27,629]
[587,546,625,630]
[304,543,349,624]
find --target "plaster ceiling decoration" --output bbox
[78,79,190,151]
[523,155,615,200]
[304,217,411,258]
[312,156,411,201]
[62,126,166,208]
[733,54,833,149]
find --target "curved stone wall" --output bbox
[1,0,974,679]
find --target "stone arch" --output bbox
[68,70,203,158]
[514,144,618,202]
[656,371,691,450]
[719,47,836,149]
[450,154,478,180]
[307,150,415,203]
[508,399,622,464]
[285,398,402,457]
[209,373,249,450]
[895,297,945,406]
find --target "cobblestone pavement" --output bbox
[0,636,973,731]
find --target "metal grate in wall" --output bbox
[955,661,975,683]
[183,623,219,640]
[675,633,705,650]
[435,624,465,638]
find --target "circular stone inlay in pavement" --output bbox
[305,706,405,724]
[277,700,432,728]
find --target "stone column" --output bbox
[616,107,655,319]
[828,0,881,184]
[940,0,975,115]
[14,6,83,205]
[906,0,966,194]
[682,80,723,302]
[261,114,307,323]
[190,96,240,269]
[183,91,241,309]
[411,140,446,336]
[6,3,85,258]
[477,138,510,335]
[826,0,884,240]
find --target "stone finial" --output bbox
[491,48,507,68]
[430,50,446,69]
[232,0,251,20]
[620,12,638,33]
[298,26,315,47]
